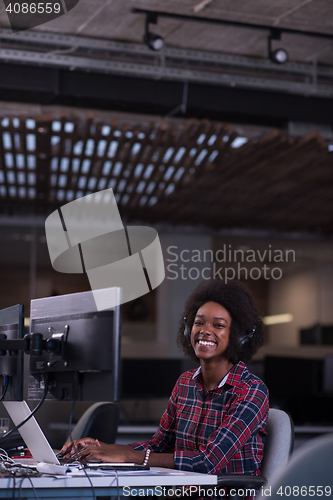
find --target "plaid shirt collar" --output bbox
[192,360,246,389]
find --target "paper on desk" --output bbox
[66,468,161,477]
[102,469,162,476]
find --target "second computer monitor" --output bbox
[0,304,24,401]
[28,288,122,402]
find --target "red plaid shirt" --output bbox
[131,361,269,475]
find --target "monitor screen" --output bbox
[323,355,333,393]
[264,355,331,424]
[28,288,121,402]
[120,358,199,400]
[0,304,25,401]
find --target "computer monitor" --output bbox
[323,355,333,393]
[28,288,121,402]
[121,358,199,399]
[264,355,332,424]
[0,304,25,401]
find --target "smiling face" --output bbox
[191,301,232,363]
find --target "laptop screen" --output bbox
[3,400,60,465]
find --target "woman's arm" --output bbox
[60,375,182,467]
[61,439,175,468]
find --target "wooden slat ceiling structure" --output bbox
[0,110,332,235]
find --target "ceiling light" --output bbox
[143,12,165,51]
[133,8,333,63]
[268,31,288,65]
[230,137,248,148]
[144,31,165,51]
[263,313,293,326]
[271,48,289,64]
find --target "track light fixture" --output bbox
[133,8,333,62]
[144,31,165,51]
[143,12,165,51]
[272,49,289,64]
[268,31,288,64]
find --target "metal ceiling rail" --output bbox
[0,215,329,243]
[0,28,149,53]
[0,28,332,79]
[132,8,333,41]
[0,48,332,97]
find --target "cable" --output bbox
[66,374,79,454]
[66,375,97,500]
[17,475,39,500]
[11,476,17,499]
[46,46,78,55]
[0,376,9,402]
[0,374,50,446]
[65,375,120,500]
[0,447,16,469]
[164,81,188,118]
[109,466,120,500]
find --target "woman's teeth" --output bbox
[198,340,215,346]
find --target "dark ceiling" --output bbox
[0,0,333,125]
[0,111,332,235]
[0,0,333,236]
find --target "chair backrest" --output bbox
[261,408,294,483]
[258,433,333,499]
[68,402,119,444]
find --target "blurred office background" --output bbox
[0,0,333,449]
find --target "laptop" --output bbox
[3,401,148,472]
[3,400,63,466]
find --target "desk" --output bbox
[0,467,218,499]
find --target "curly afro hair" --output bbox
[177,279,264,365]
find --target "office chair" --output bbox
[257,432,333,499]
[65,402,119,445]
[216,408,294,497]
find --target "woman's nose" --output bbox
[200,324,212,334]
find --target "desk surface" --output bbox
[0,467,217,499]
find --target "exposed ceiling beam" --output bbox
[0,27,331,78]
[0,29,332,98]
[1,47,332,97]
[1,63,333,128]
[0,215,330,243]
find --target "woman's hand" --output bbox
[78,442,137,463]
[60,439,143,464]
[60,437,96,458]
[60,440,175,468]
